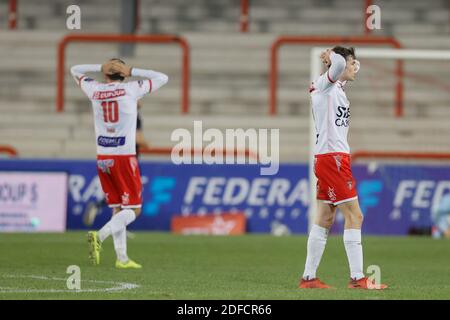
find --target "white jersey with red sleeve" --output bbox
[70,64,168,156]
[309,52,351,155]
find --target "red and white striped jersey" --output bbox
[310,52,350,155]
[71,65,168,156]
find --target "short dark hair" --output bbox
[106,58,126,81]
[332,46,356,60]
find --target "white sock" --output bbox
[98,209,136,243]
[112,228,128,263]
[344,229,365,280]
[302,224,328,280]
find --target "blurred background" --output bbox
[0,0,449,237]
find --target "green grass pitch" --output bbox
[0,232,449,300]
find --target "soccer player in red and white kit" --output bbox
[299,47,387,289]
[71,59,168,268]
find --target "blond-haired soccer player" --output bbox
[299,47,387,289]
[71,59,168,268]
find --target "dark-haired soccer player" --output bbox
[71,59,168,268]
[299,47,387,289]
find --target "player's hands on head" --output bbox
[110,62,132,77]
[101,61,115,75]
[101,60,131,77]
[320,49,332,67]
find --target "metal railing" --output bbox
[0,145,18,157]
[352,151,450,162]
[8,0,17,29]
[56,34,190,113]
[269,35,404,116]
[240,0,249,32]
[139,146,259,161]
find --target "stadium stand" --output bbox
[0,0,449,161]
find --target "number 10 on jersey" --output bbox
[101,101,119,123]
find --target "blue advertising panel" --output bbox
[1,159,449,235]
[0,160,310,233]
[331,164,450,235]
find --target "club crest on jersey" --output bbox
[328,187,337,201]
[97,159,114,174]
[333,155,342,172]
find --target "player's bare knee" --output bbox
[348,211,363,226]
[321,214,335,229]
[354,211,364,224]
[132,207,141,217]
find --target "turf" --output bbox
[0,232,449,300]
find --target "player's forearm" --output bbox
[70,64,102,82]
[327,52,346,82]
[131,68,169,91]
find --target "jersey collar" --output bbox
[337,80,346,90]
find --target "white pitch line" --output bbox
[0,274,140,293]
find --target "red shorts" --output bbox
[314,152,357,205]
[96,154,142,208]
